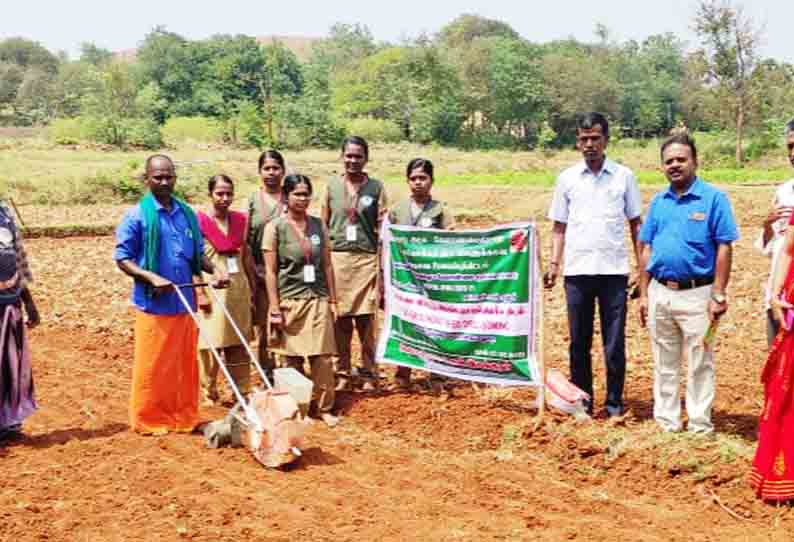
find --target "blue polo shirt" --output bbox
[639,178,739,282]
[114,198,203,315]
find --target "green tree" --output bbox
[312,23,376,73]
[616,33,685,136]
[437,14,519,50]
[79,42,113,66]
[0,37,59,74]
[137,27,202,117]
[693,0,763,164]
[332,42,464,144]
[437,15,522,130]
[81,62,140,145]
[256,42,303,142]
[539,40,623,143]
[0,63,24,108]
[481,37,547,143]
[13,68,56,124]
[283,56,344,148]
[134,82,168,122]
[50,61,102,118]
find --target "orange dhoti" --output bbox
[130,311,199,434]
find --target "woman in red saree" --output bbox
[751,212,794,500]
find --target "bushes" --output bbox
[47,118,82,145]
[341,117,402,144]
[227,102,269,148]
[48,115,162,149]
[161,116,224,145]
[124,118,163,149]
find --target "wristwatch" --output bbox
[711,291,727,304]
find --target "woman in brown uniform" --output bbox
[247,150,286,377]
[321,136,387,391]
[389,158,455,393]
[196,175,256,405]
[264,174,339,426]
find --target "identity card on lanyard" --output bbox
[345,177,366,242]
[288,217,316,284]
[226,256,240,274]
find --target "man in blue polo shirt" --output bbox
[638,133,739,434]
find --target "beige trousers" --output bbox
[648,280,715,433]
[284,355,336,414]
[198,345,251,402]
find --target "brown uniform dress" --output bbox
[262,215,336,413]
[197,217,254,402]
[388,198,454,385]
[323,175,387,383]
[247,189,283,373]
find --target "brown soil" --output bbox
[2,186,794,541]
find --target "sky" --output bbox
[2,0,790,62]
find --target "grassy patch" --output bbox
[0,139,791,205]
[540,419,756,485]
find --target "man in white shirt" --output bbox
[544,112,643,417]
[757,119,794,345]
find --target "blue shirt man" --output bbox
[115,198,202,314]
[638,134,738,434]
[640,177,739,281]
[114,155,227,435]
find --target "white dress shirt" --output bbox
[755,179,794,308]
[547,158,642,276]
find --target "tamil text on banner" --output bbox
[377,221,541,386]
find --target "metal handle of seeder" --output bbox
[171,283,262,427]
[192,283,274,391]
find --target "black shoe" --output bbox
[0,424,23,442]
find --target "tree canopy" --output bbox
[1,3,788,156]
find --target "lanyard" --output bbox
[259,189,282,222]
[286,216,313,265]
[410,200,432,226]
[344,176,368,224]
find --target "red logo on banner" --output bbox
[510,230,528,253]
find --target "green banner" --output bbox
[377,222,541,386]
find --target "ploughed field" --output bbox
[2,183,792,542]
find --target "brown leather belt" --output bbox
[655,276,713,291]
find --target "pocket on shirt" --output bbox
[686,213,710,239]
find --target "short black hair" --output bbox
[208,174,234,194]
[258,149,285,171]
[576,112,609,138]
[144,154,174,175]
[660,133,698,163]
[341,135,369,160]
[406,158,434,180]
[282,174,313,198]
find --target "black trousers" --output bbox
[563,275,628,413]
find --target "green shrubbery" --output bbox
[47,118,83,145]
[341,117,402,144]
[47,116,163,149]
[227,102,269,148]
[161,116,225,145]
